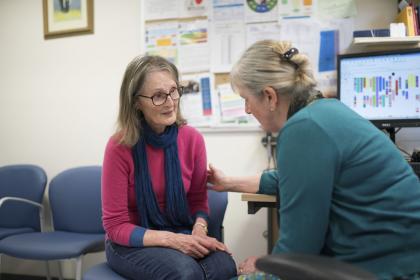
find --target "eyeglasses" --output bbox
[137,86,183,106]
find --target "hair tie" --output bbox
[281,47,299,69]
[282,48,299,59]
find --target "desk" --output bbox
[241,193,278,253]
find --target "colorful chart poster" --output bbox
[278,0,315,18]
[217,83,258,125]
[179,0,209,18]
[245,0,279,23]
[180,73,217,127]
[145,21,178,65]
[178,19,210,73]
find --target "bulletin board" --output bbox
[142,0,359,132]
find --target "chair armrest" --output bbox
[0,196,45,232]
[0,196,43,209]
[255,253,377,280]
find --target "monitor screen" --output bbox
[337,48,420,129]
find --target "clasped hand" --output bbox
[171,233,230,259]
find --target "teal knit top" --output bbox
[259,98,420,279]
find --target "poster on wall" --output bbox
[210,21,245,73]
[245,0,278,23]
[217,83,259,126]
[277,0,315,18]
[178,19,210,73]
[179,0,209,18]
[180,73,218,127]
[144,0,178,20]
[210,0,246,73]
[246,21,281,47]
[145,21,178,65]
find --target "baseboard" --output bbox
[1,273,69,280]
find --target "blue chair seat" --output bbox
[0,227,35,239]
[82,262,127,280]
[0,231,104,260]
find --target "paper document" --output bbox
[178,19,210,73]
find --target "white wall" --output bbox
[0,0,267,277]
[0,0,419,278]
[0,0,140,277]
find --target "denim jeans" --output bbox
[106,240,237,280]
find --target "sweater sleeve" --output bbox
[259,169,279,195]
[102,137,147,247]
[273,118,338,255]
[186,129,209,222]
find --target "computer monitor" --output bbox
[337,48,420,129]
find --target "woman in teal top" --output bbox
[208,40,420,280]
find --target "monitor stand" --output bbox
[386,127,396,143]
[386,127,420,178]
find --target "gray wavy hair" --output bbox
[115,55,185,146]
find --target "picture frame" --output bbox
[43,0,94,39]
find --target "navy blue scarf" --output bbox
[132,123,193,229]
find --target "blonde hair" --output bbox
[116,55,185,146]
[231,40,317,99]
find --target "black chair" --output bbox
[256,253,377,280]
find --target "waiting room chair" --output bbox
[256,253,377,280]
[0,164,48,275]
[0,166,105,280]
[0,164,47,239]
[82,190,229,280]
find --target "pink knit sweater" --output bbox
[102,125,208,247]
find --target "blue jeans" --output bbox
[106,240,237,280]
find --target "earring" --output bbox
[270,107,275,112]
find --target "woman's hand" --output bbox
[207,163,261,193]
[169,233,231,259]
[238,256,259,275]
[192,226,207,237]
[191,221,208,237]
[207,163,229,192]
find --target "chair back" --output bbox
[0,164,47,230]
[49,166,104,234]
[207,190,228,242]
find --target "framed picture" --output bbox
[43,0,94,39]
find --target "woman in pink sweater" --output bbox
[102,55,236,280]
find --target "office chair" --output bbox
[256,253,377,280]
[82,190,229,280]
[0,166,105,280]
[0,164,48,276]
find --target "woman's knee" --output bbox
[200,251,237,279]
[168,263,205,280]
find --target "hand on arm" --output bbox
[207,163,261,193]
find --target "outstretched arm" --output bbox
[207,163,261,193]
